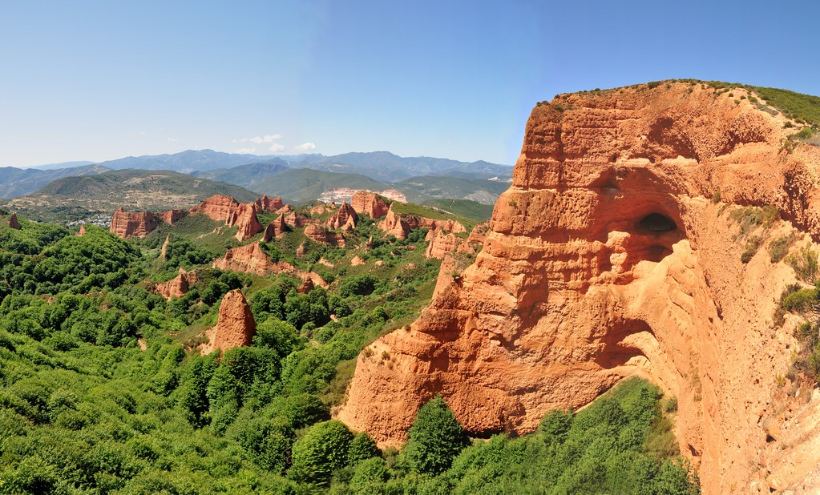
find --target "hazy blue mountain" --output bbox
[287,151,512,182]
[396,175,509,204]
[250,168,389,204]
[30,160,95,170]
[0,164,108,199]
[98,149,261,173]
[192,159,290,189]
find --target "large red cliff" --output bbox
[110,208,159,238]
[338,82,820,494]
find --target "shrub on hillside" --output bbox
[288,420,353,485]
[402,396,470,475]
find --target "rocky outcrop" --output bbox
[424,230,461,259]
[8,213,20,230]
[284,211,306,228]
[189,195,263,241]
[212,242,294,276]
[203,290,256,354]
[327,202,358,230]
[190,194,240,222]
[377,204,466,240]
[227,203,263,241]
[304,224,344,246]
[352,191,390,219]
[110,208,159,238]
[154,267,198,300]
[378,206,411,239]
[338,82,820,494]
[76,224,87,237]
[263,214,288,242]
[255,195,284,213]
[159,209,187,225]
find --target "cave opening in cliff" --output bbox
[638,212,677,233]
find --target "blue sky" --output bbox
[1,0,818,166]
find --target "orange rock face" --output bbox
[212,242,295,276]
[338,82,820,494]
[255,194,284,213]
[378,206,411,239]
[284,211,306,228]
[110,208,159,238]
[327,202,358,230]
[159,209,187,225]
[190,195,263,241]
[8,213,21,230]
[154,267,198,300]
[227,203,263,241]
[263,214,288,242]
[351,191,390,219]
[204,290,256,354]
[424,230,461,259]
[190,194,240,222]
[304,224,344,246]
[378,204,466,240]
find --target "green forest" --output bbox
[0,210,698,494]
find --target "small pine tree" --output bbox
[403,395,469,474]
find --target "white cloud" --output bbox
[294,142,316,152]
[167,137,179,143]
[269,143,285,153]
[236,147,256,154]
[234,133,282,144]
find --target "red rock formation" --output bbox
[284,211,306,228]
[110,208,159,238]
[327,202,358,230]
[227,203,263,241]
[338,82,820,494]
[351,191,390,219]
[378,204,466,240]
[378,206,411,239]
[255,195,284,213]
[304,224,344,246]
[212,242,294,276]
[154,267,198,300]
[8,213,20,230]
[263,214,288,242]
[159,209,187,225]
[204,290,256,354]
[296,272,328,293]
[425,230,461,259]
[190,194,240,222]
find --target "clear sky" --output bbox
[1,0,818,167]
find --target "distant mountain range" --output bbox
[0,164,109,199]
[5,169,257,222]
[1,149,513,220]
